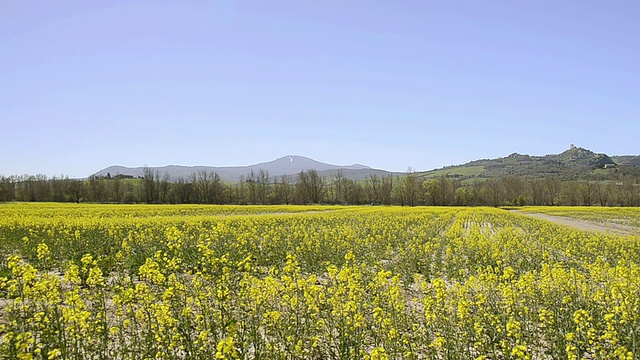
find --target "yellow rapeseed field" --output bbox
[1,203,639,359]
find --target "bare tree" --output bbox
[158,173,171,203]
[245,170,258,204]
[529,178,545,206]
[142,167,157,203]
[257,169,270,204]
[544,177,561,206]
[482,178,504,207]
[593,180,610,206]
[235,175,247,204]
[620,177,638,206]
[88,175,105,202]
[170,177,193,204]
[502,176,526,205]
[332,170,349,204]
[296,170,324,204]
[50,175,67,202]
[366,174,382,204]
[277,175,292,205]
[110,176,123,203]
[193,170,223,204]
[579,179,594,206]
[561,180,580,206]
[344,178,365,204]
[380,175,393,205]
[400,172,421,207]
[35,174,50,201]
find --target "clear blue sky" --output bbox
[2,0,639,178]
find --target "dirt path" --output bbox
[512,211,635,236]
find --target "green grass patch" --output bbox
[419,165,485,179]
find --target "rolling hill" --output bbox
[419,146,639,181]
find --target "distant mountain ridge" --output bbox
[94,147,640,183]
[94,155,396,182]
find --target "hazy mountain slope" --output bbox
[94,155,391,182]
[94,147,639,183]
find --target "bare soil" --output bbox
[513,211,635,236]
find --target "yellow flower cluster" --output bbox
[0,203,639,359]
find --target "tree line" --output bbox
[1,169,639,206]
